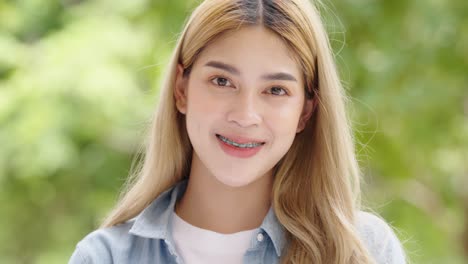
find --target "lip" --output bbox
[215,133,265,158]
[216,134,265,144]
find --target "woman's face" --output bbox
[175,26,313,187]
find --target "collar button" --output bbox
[256,233,264,242]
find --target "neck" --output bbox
[175,156,273,234]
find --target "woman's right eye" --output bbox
[211,77,232,87]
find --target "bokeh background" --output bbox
[0,0,467,263]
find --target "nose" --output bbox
[226,92,262,128]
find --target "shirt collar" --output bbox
[260,206,287,256]
[129,180,188,239]
[128,179,286,257]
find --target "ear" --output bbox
[174,64,188,114]
[296,97,317,133]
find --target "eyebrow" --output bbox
[262,72,297,82]
[204,60,298,82]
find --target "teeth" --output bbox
[217,135,263,148]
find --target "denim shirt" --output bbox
[69,180,406,264]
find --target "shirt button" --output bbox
[256,233,264,242]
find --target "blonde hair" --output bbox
[102,0,375,263]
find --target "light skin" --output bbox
[174,26,315,234]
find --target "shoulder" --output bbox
[355,211,407,264]
[69,182,186,263]
[68,220,140,264]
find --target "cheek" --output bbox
[268,103,303,134]
[185,85,224,132]
[186,80,222,112]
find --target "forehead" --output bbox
[193,26,302,80]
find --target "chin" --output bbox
[213,173,258,188]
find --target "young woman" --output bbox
[69,0,406,263]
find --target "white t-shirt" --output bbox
[172,212,258,264]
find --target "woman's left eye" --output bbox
[267,87,288,96]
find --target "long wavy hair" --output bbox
[102,0,375,263]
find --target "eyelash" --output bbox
[267,86,288,96]
[210,76,290,96]
[211,76,233,87]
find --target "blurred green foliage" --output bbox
[0,0,466,263]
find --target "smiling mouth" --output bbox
[215,134,265,149]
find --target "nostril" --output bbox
[226,109,262,128]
